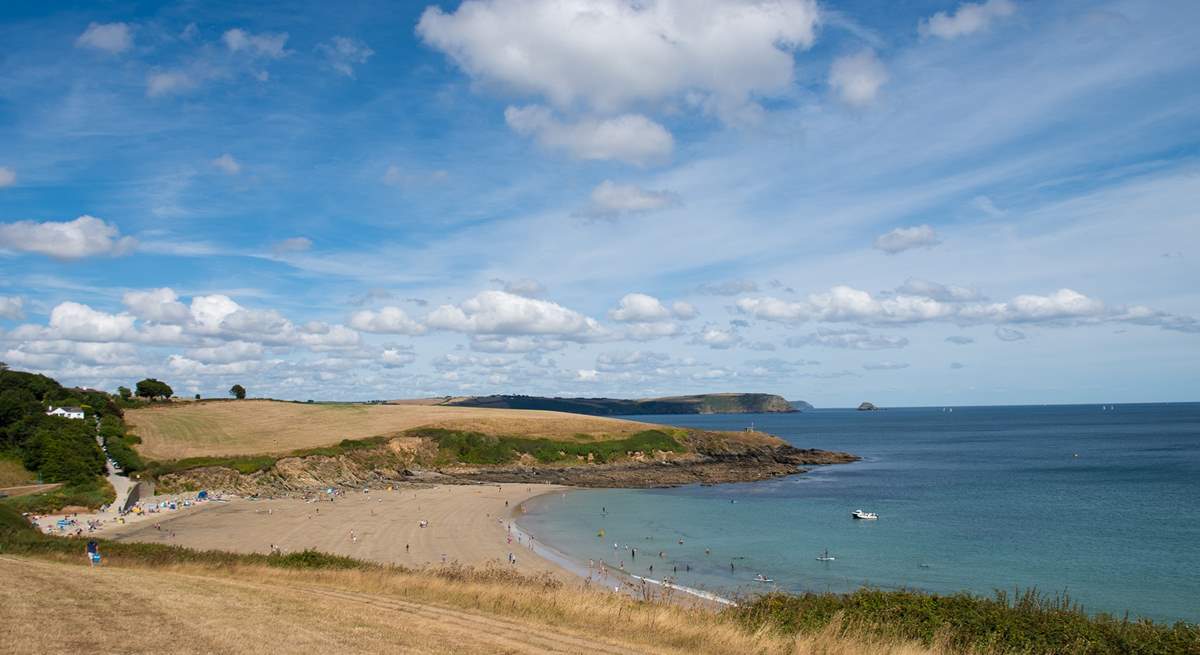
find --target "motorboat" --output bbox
[816,548,835,562]
[753,574,774,583]
[851,509,878,520]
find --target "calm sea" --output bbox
[518,404,1200,624]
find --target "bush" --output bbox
[410,428,686,466]
[730,588,1200,655]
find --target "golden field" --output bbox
[125,399,656,460]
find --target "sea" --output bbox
[517,403,1200,624]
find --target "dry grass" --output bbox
[0,458,36,488]
[126,400,657,460]
[0,554,939,655]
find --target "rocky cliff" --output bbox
[439,393,797,416]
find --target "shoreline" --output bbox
[513,488,738,608]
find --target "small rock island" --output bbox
[857,401,879,411]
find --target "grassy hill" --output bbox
[125,399,656,460]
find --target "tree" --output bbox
[135,378,173,401]
[117,386,132,400]
[230,384,246,400]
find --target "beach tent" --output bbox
[197,490,208,500]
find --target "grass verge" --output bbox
[0,476,115,513]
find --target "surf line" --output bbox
[508,503,737,608]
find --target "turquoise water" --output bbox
[518,404,1200,624]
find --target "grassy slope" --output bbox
[0,457,36,488]
[126,400,656,460]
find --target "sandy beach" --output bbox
[104,483,571,577]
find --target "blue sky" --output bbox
[1,0,1197,406]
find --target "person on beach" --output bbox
[85,540,100,566]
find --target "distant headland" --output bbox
[422,392,799,416]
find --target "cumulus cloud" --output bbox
[469,335,564,353]
[426,290,608,340]
[945,335,974,345]
[874,224,941,254]
[186,340,265,364]
[348,307,427,335]
[829,50,887,106]
[580,181,680,218]
[49,302,137,342]
[416,0,820,121]
[123,288,191,324]
[317,36,374,77]
[739,286,955,324]
[610,293,672,322]
[0,167,14,187]
[146,70,196,97]
[222,28,289,58]
[958,289,1106,323]
[381,348,416,367]
[671,301,698,320]
[862,361,909,370]
[692,324,741,349]
[595,350,672,373]
[505,106,673,165]
[920,0,1016,39]
[786,328,909,350]
[212,153,241,175]
[76,22,132,54]
[0,296,25,320]
[0,215,136,259]
[272,237,312,255]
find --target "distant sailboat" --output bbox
[816,548,836,562]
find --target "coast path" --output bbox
[105,483,572,578]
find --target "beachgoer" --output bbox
[86,540,100,566]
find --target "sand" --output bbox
[104,483,570,577]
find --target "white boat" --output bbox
[851,509,878,520]
[754,574,774,583]
[816,548,835,562]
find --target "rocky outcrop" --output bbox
[156,432,858,494]
[858,402,879,411]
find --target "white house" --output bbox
[46,406,85,420]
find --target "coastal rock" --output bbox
[858,402,879,411]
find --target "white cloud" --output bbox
[829,50,887,106]
[469,335,563,353]
[495,278,545,298]
[505,106,673,166]
[189,295,241,333]
[317,36,374,77]
[575,369,599,382]
[381,348,416,367]
[348,307,427,335]
[920,0,1016,40]
[76,22,132,54]
[595,350,672,373]
[874,224,941,254]
[222,28,289,58]
[626,321,680,341]
[863,361,909,370]
[945,335,974,345]
[787,328,909,350]
[581,181,679,217]
[417,0,820,122]
[958,288,1106,323]
[272,237,312,255]
[0,167,15,187]
[212,153,241,175]
[123,288,191,324]
[739,286,955,324]
[610,293,672,322]
[0,296,25,320]
[427,290,608,340]
[0,215,136,259]
[146,70,196,97]
[693,324,741,349]
[48,302,137,342]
